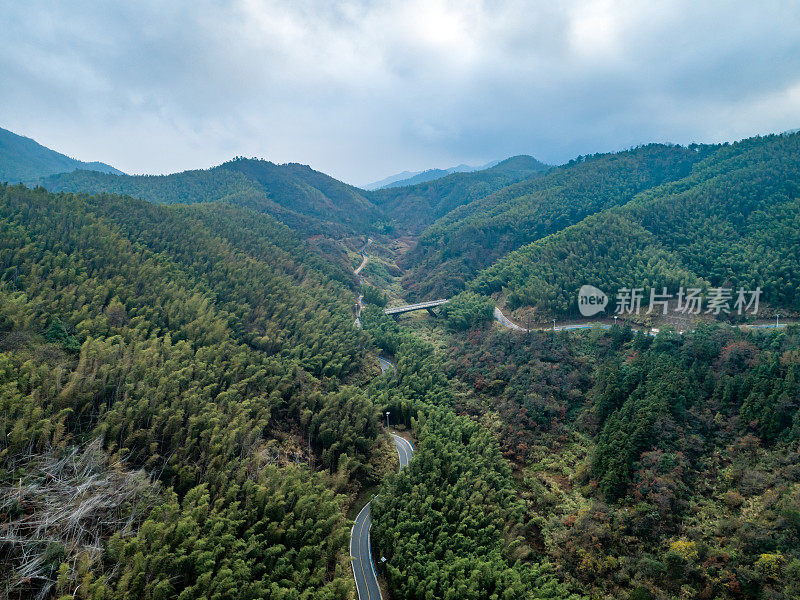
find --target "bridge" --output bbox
[385,299,449,318]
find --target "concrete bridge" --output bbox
[385,299,449,318]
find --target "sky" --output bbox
[2,0,800,186]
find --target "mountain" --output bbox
[470,132,800,318]
[0,126,122,183]
[218,157,380,227]
[39,157,380,236]
[38,153,546,239]
[362,169,421,190]
[377,160,501,189]
[401,144,714,299]
[363,159,500,190]
[367,155,550,233]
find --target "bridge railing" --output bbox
[384,299,449,315]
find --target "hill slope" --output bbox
[0,183,382,598]
[470,133,800,318]
[368,155,549,233]
[39,157,380,236]
[218,158,381,228]
[0,126,121,183]
[402,144,712,299]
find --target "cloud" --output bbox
[1,0,799,184]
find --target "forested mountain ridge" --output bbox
[471,132,800,319]
[0,183,388,599]
[367,154,550,233]
[40,153,549,240]
[9,125,552,244]
[401,143,715,300]
[38,158,377,236]
[218,158,381,228]
[0,126,122,183]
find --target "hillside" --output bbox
[0,127,121,183]
[471,133,800,320]
[401,144,714,299]
[39,157,380,236]
[439,322,800,600]
[0,182,579,600]
[368,154,550,233]
[0,183,389,598]
[218,158,381,228]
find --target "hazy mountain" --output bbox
[361,170,422,190]
[0,126,122,183]
[368,155,549,232]
[363,159,500,190]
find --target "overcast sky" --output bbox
[2,0,799,185]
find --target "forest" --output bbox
[399,143,715,300]
[0,184,383,599]
[362,307,581,600]
[441,322,800,599]
[470,134,800,320]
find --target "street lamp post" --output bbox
[553,319,556,331]
[777,313,780,328]
[614,315,618,326]
[386,411,390,429]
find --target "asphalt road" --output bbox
[391,433,414,468]
[350,502,381,600]
[354,238,372,276]
[493,306,793,336]
[377,356,395,373]
[350,433,414,600]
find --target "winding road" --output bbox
[353,238,373,328]
[350,432,414,600]
[493,306,792,335]
[355,238,372,276]
[350,240,414,599]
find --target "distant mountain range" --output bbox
[362,160,501,190]
[368,155,550,232]
[0,126,122,183]
[0,125,547,238]
[38,157,380,237]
